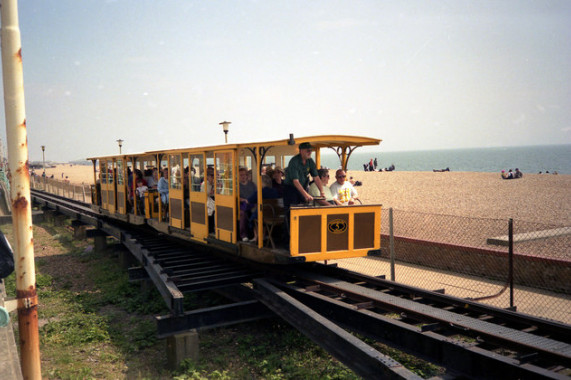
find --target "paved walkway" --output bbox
[329,256,571,325]
[487,226,571,246]
[0,280,23,380]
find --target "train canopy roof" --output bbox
[87,134,381,161]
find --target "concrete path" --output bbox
[487,226,571,246]
[330,256,571,325]
[0,280,23,380]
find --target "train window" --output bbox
[160,157,168,175]
[264,156,276,166]
[240,155,252,171]
[215,152,233,196]
[169,154,182,190]
[183,155,190,193]
[190,154,204,192]
[116,159,124,185]
[108,161,114,184]
[100,161,107,183]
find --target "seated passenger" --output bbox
[239,167,257,241]
[201,167,215,232]
[157,167,169,211]
[329,169,359,205]
[247,175,279,211]
[145,168,158,189]
[309,169,341,206]
[135,179,148,215]
[239,167,256,204]
[268,166,285,198]
[183,166,190,208]
[200,167,215,197]
[244,175,279,242]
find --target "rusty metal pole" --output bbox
[1,1,42,378]
[508,218,514,308]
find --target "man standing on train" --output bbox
[283,142,325,210]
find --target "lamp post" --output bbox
[219,121,231,143]
[116,139,123,154]
[41,145,46,188]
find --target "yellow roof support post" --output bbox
[1,0,42,378]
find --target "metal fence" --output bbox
[331,208,571,325]
[26,176,571,324]
[30,175,92,204]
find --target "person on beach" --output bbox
[283,142,324,210]
[515,168,523,178]
[330,169,359,205]
[501,169,515,179]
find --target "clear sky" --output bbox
[1,0,570,162]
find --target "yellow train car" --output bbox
[87,134,382,264]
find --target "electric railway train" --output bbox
[88,135,382,264]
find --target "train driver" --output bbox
[283,142,325,210]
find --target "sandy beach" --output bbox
[347,170,571,226]
[41,164,571,226]
[40,164,95,185]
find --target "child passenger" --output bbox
[135,179,148,214]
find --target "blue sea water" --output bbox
[320,144,571,175]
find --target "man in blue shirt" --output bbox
[157,168,169,205]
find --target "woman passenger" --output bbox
[157,168,169,207]
[269,166,285,198]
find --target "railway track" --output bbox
[31,189,571,379]
[256,267,570,379]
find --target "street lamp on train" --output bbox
[41,145,46,188]
[116,139,123,154]
[219,121,231,143]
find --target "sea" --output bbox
[319,144,571,175]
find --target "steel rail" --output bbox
[268,271,570,378]
[254,278,422,380]
[306,263,571,341]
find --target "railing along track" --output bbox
[30,189,571,379]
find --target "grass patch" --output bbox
[2,218,442,378]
